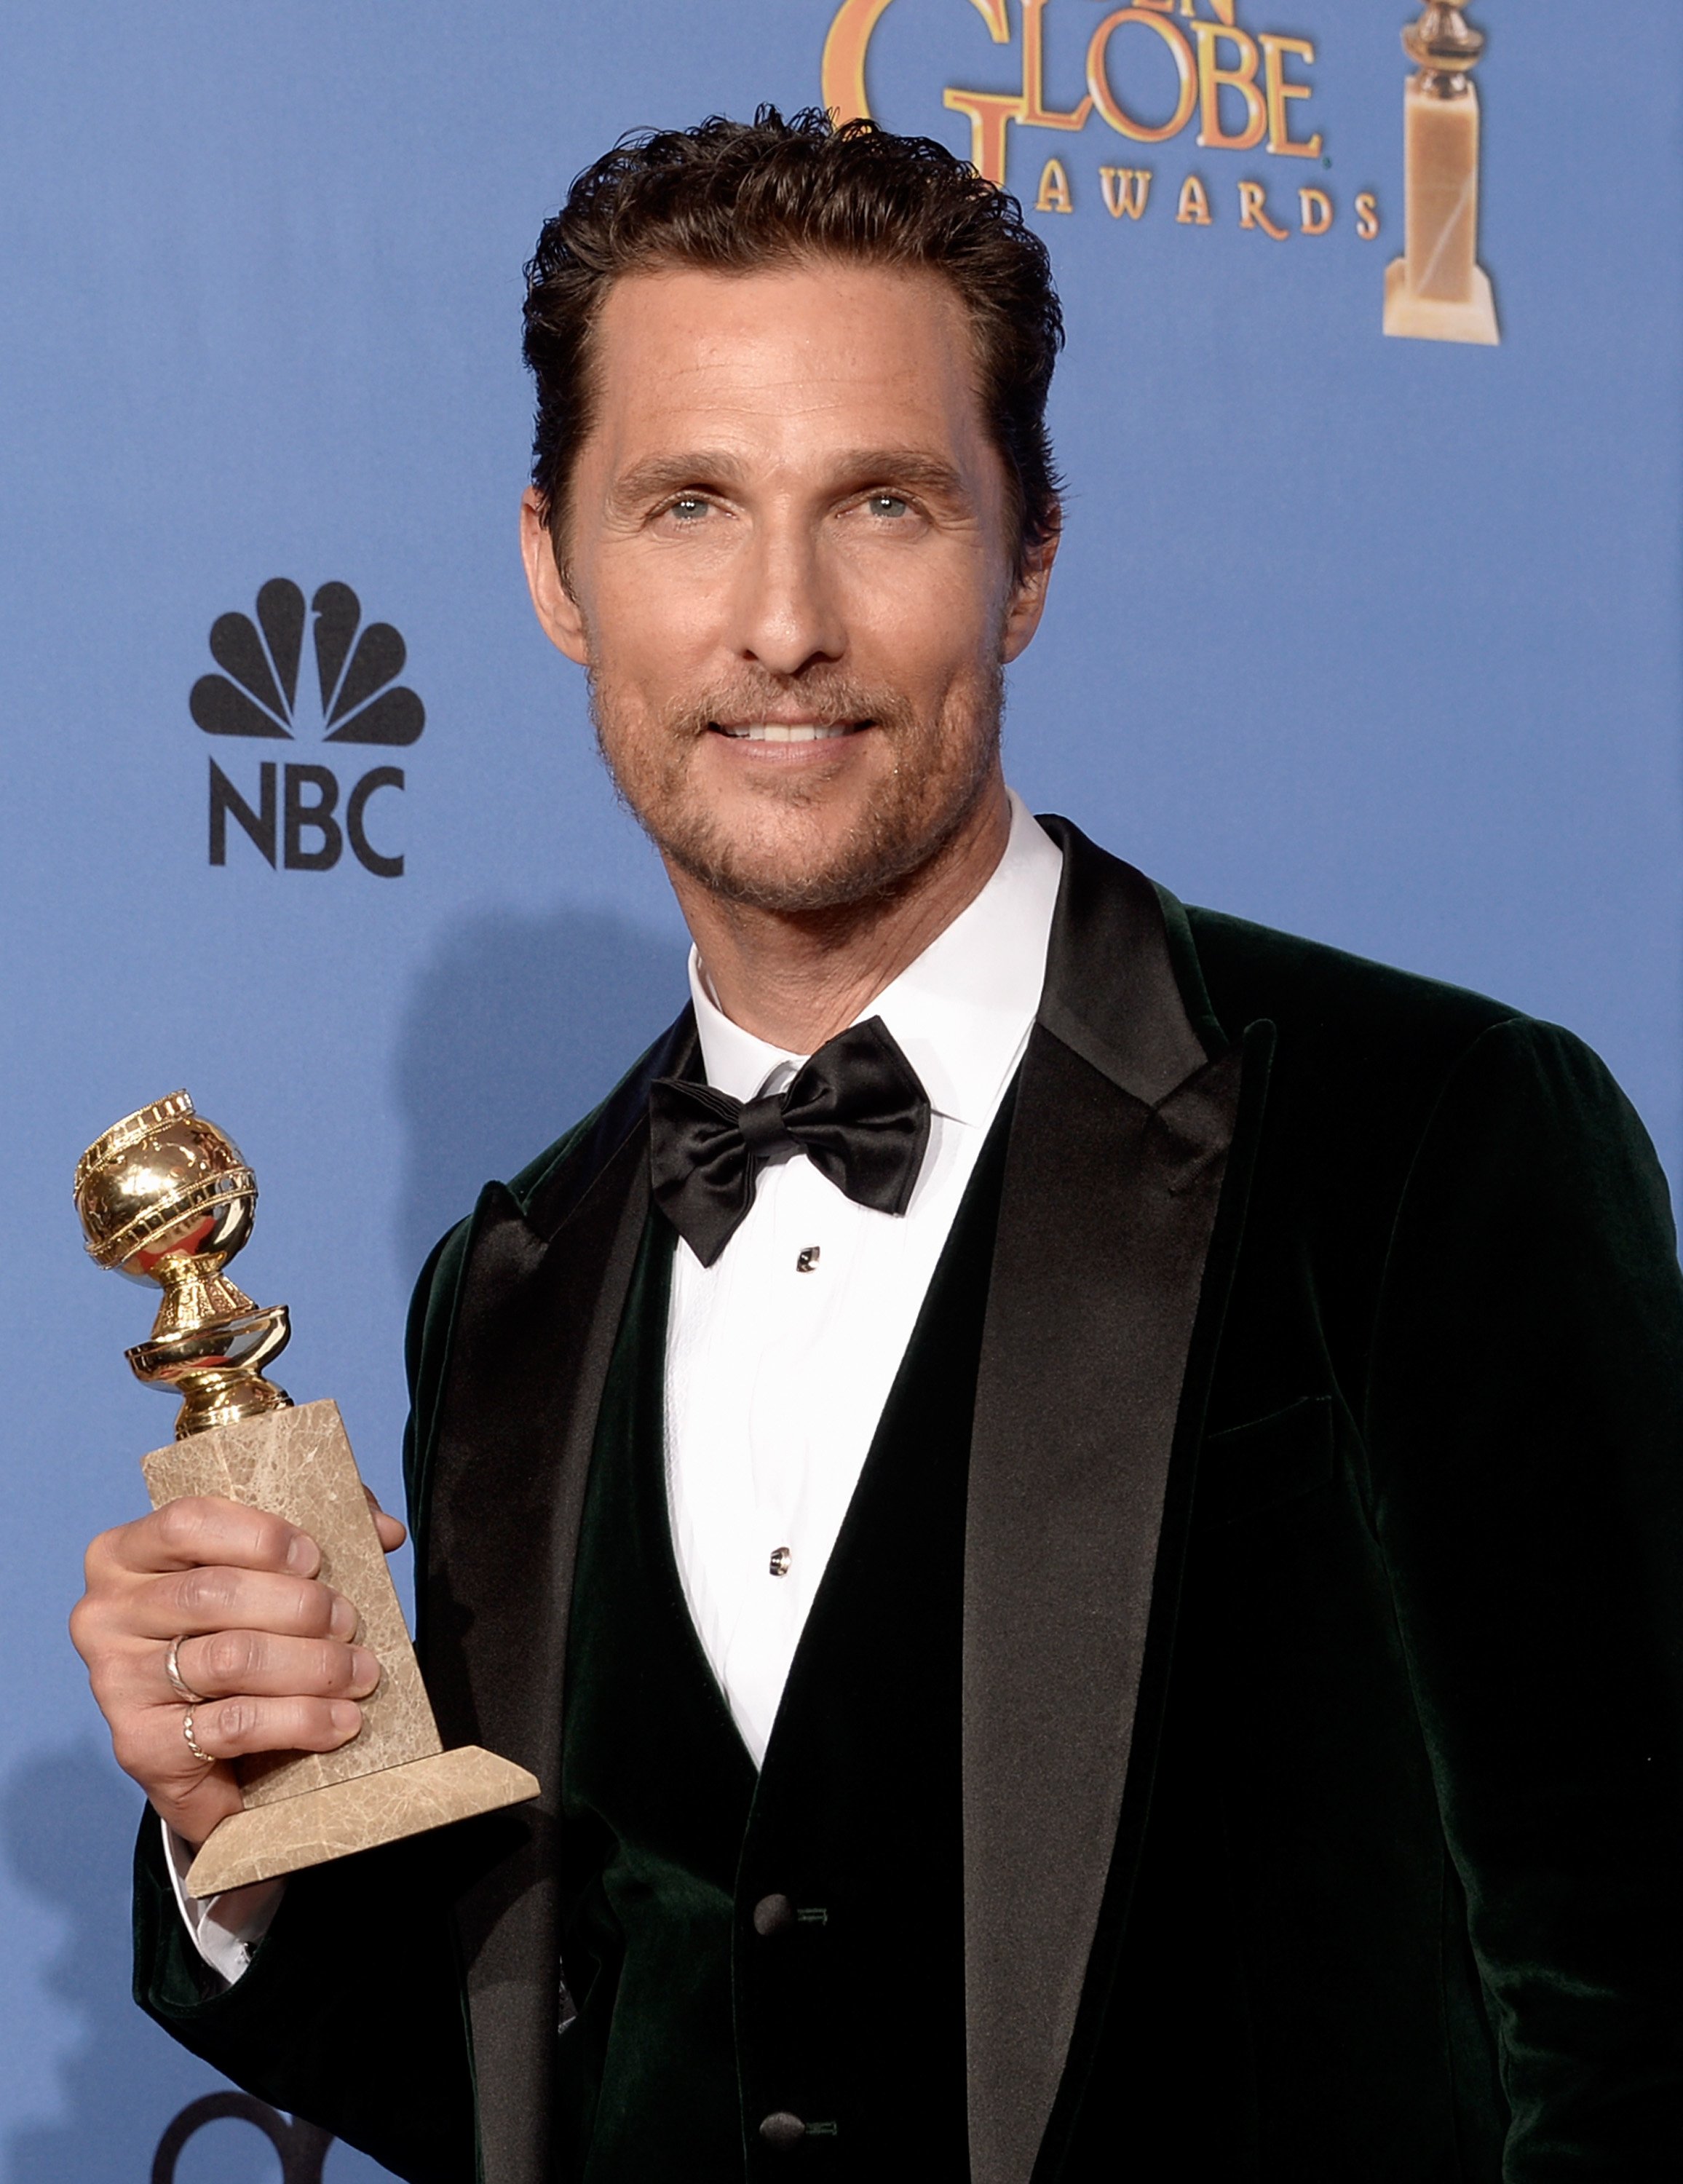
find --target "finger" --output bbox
[173,1631,381,1703]
[134,1566,359,1645]
[97,1497,320,1580]
[361,1484,407,1554]
[116,1696,363,1811]
[182,1695,364,1762]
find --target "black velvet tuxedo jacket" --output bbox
[135,818,1683,2182]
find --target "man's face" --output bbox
[522,260,1056,913]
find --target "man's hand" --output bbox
[69,1492,405,1849]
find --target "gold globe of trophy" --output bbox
[74,1091,537,1898]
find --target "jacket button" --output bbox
[753,1892,795,1936]
[759,2111,806,2150]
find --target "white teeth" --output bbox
[718,723,852,743]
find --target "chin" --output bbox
[668,838,898,915]
[661,797,973,916]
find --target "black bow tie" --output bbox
[648,1016,932,1267]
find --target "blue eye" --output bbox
[669,496,708,521]
[867,494,909,518]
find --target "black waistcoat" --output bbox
[555,1105,1013,2183]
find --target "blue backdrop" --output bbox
[1,3,1676,2174]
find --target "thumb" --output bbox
[361,1484,408,1554]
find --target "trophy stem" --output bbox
[149,1256,261,1337]
[148,1362,294,1440]
[127,1302,295,1439]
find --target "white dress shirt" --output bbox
[667,791,1062,1762]
[172,789,1063,1976]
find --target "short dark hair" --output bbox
[522,106,1064,573]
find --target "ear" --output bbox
[520,487,590,666]
[999,523,1060,665]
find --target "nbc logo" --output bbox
[194,579,424,877]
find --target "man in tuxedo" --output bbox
[73,109,1683,2182]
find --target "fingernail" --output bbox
[286,1532,317,1574]
[329,1595,359,1641]
[349,1647,380,1696]
[329,1701,362,1738]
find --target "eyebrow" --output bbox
[608,446,972,511]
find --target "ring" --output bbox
[182,1710,214,1765]
[165,1635,207,1706]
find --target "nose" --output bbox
[729,510,846,678]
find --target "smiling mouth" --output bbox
[711,721,866,743]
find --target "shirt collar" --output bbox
[687,789,1064,1125]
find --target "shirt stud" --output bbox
[796,1246,820,1273]
[769,1546,792,1578]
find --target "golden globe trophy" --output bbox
[74,1091,537,1898]
[1385,1,1500,347]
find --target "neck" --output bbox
[668,777,1013,1053]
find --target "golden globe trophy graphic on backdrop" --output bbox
[1386,0,1500,346]
[74,1091,538,1898]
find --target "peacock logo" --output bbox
[191,578,424,746]
[194,579,422,877]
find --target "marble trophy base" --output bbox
[1385,254,1500,347]
[141,1397,538,1899]
[185,1743,534,1896]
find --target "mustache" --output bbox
[659,677,919,737]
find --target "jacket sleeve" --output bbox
[132,1817,476,2182]
[132,1221,483,2184]
[1367,1016,1683,2175]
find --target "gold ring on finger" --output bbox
[182,1709,214,1765]
[165,1634,207,1706]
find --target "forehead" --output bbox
[584,260,989,469]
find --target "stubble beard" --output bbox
[588,662,1005,916]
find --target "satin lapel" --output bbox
[419,1015,697,2184]
[963,821,1268,2184]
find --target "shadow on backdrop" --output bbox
[0,1743,395,2183]
[396,905,687,1278]
[0,1741,273,2184]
